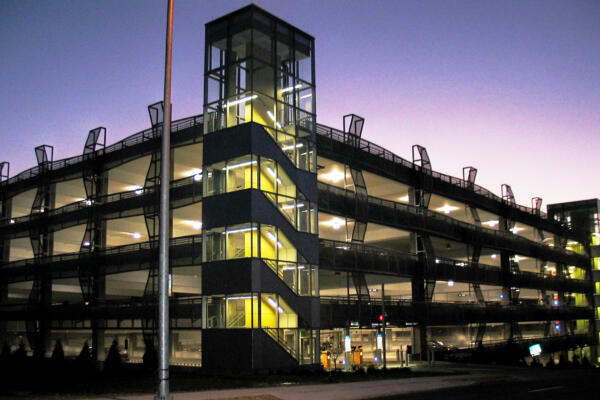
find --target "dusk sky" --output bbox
[1,0,598,210]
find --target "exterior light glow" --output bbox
[436,204,459,214]
[83,241,91,247]
[193,173,202,182]
[280,84,302,93]
[510,227,524,234]
[398,195,409,202]
[126,185,144,195]
[226,94,257,107]
[9,219,15,224]
[320,169,345,183]
[132,232,142,239]
[491,254,497,259]
[448,280,454,287]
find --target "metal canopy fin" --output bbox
[0,161,8,182]
[83,127,106,154]
[343,114,365,138]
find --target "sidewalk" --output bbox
[85,373,480,400]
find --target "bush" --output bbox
[51,339,65,363]
[103,340,122,375]
[143,339,158,371]
[75,341,95,374]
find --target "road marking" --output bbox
[528,385,565,393]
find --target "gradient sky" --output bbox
[1,0,598,209]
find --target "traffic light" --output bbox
[378,314,384,322]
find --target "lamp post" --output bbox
[157,0,174,399]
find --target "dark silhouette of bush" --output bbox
[581,356,591,368]
[103,340,122,375]
[0,342,10,363]
[143,339,158,371]
[51,339,65,362]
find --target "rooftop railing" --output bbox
[0,114,203,187]
[316,123,549,219]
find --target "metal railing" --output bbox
[1,233,202,270]
[0,175,201,228]
[318,182,583,262]
[263,328,297,359]
[1,114,203,187]
[316,123,552,219]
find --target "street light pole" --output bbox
[157,0,174,399]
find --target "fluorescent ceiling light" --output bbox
[182,220,202,230]
[281,143,304,151]
[222,160,257,170]
[266,231,283,248]
[320,169,345,183]
[281,202,304,210]
[436,204,459,214]
[223,226,256,234]
[266,166,283,184]
[510,227,524,234]
[226,94,257,107]
[280,84,302,94]
[321,217,345,230]
[482,220,499,228]
[126,185,144,195]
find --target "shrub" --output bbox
[103,340,122,375]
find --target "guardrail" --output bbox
[0,175,201,228]
[316,123,556,220]
[318,181,583,261]
[0,114,203,187]
[1,233,202,270]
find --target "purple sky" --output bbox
[1,0,598,209]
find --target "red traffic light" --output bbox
[378,314,384,322]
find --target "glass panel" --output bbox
[206,295,225,328]
[261,294,278,328]
[226,295,252,328]
[225,224,256,259]
[226,155,254,192]
[205,161,226,196]
[204,227,225,261]
[252,29,273,65]
[277,229,297,262]
[231,29,251,61]
[277,296,297,328]
[260,225,278,260]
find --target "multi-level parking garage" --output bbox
[0,5,598,371]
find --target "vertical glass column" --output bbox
[204,7,316,172]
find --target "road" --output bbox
[371,367,599,400]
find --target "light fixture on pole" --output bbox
[157,0,174,399]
